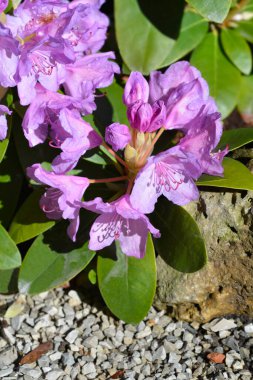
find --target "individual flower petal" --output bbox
[22,84,86,146]
[149,61,204,103]
[63,52,120,100]
[82,195,160,258]
[130,147,201,214]
[27,164,89,241]
[0,24,19,88]
[105,122,131,151]
[123,71,149,106]
[51,108,102,173]
[0,105,11,141]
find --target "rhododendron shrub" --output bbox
[1,0,253,323]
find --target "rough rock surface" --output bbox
[154,189,253,322]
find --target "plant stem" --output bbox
[89,176,128,184]
[102,142,129,169]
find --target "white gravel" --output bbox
[0,288,252,380]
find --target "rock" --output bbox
[154,190,253,322]
[244,323,253,334]
[210,319,237,332]
[0,347,18,367]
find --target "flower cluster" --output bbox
[0,2,227,259]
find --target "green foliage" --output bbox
[197,157,253,190]
[238,75,253,122]
[186,0,232,23]
[97,234,156,324]
[217,128,253,151]
[152,198,207,273]
[161,10,208,67]
[0,224,21,270]
[0,269,18,294]
[191,32,241,118]
[18,221,96,294]
[114,0,174,74]
[9,190,55,244]
[221,29,252,75]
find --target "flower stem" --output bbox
[102,142,129,169]
[139,127,165,165]
[89,176,128,184]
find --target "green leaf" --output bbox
[191,32,241,118]
[197,157,253,190]
[221,29,252,74]
[104,81,129,126]
[0,140,23,228]
[0,269,18,294]
[0,224,21,270]
[114,0,174,74]
[88,269,97,285]
[187,0,231,23]
[236,21,253,43]
[238,75,253,123]
[97,234,156,324]
[161,10,208,68]
[18,221,96,294]
[152,198,207,273]
[9,190,55,244]
[217,128,253,151]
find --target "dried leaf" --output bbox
[207,352,225,364]
[19,342,53,365]
[4,295,26,319]
[111,370,125,379]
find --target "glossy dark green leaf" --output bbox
[197,157,253,190]
[114,0,174,74]
[221,29,252,74]
[236,21,253,43]
[0,224,21,270]
[191,32,241,118]
[0,269,18,294]
[97,234,156,324]
[153,198,207,273]
[187,0,231,23]
[18,221,96,294]
[9,190,55,244]
[161,11,208,67]
[238,75,253,123]
[0,140,23,228]
[217,128,253,151]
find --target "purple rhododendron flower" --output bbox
[179,98,228,176]
[63,52,120,100]
[0,0,117,105]
[0,104,11,141]
[0,0,7,13]
[27,164,90,241]
[0,24,20,88]
[22,84,102,173]
[130,146,201,214]
[105,123,131,151]
[82,195,160,258]
[123,61,209,133]
[51,108,102,173]
[22,84,89,146]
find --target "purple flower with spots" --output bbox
[82,195,160,258]
[27,164,90,241]
[0,105,11,141]
[130,146,201,214]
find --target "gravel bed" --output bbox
[0,288,252,380]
